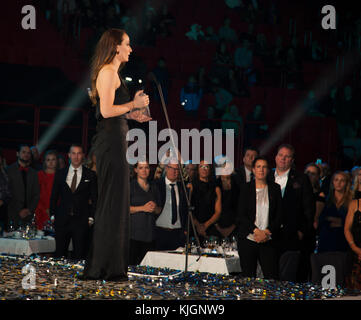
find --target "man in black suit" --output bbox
[268,144,315,281]
[234,147,259,188]
[6,145,40,230]
[50,144,97,260]
[154,160,188,251]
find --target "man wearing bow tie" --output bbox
[6,145,40,230]
[50,144,97,260]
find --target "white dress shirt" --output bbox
[66,165,82,191]
[245,166,252,183]
[274,168,290,198]
[156,177,181,229]
[247,186,270,242]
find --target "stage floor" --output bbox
[0,254,360,301]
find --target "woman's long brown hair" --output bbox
[89,28,127,105]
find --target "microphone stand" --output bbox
[148,73,202,272]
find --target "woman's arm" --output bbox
[204,186,222,231]
[344,200,359,252]
[97,68,148,118]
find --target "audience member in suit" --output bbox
[50,144,97,260]
[236,156,283,280]
[154,159,188,251]
[268,144,315,282]
[30,146,43,171]
[189,160,222,242]
[0,149,11,233]
[130,160,161,265]
[6,145,40,230]
[234,147,259,188]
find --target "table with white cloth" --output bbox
[0,236,56,256]
[140,249,241,275]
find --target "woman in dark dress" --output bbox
[129,160,161,265]
[190,160,222,242]
[318,171,352,253]
[82,29,151,281]
[344,198,361,289]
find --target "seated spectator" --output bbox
[200,106,221,132]
[152,57,170,104]
[204,26,219,43]
[180,75,203,118]
[337,85,360,143]
[130,160,161,265]
[271,36,284,68]
[0,149,11,234]
[218,17,238,44]
[234,39,254,70]
[221,105,243,137]
[284,47,302,89]
[318,171,352,253]
[189,160,222,242]
[304,90,324,117]
[212,79,233,117]
[35,150,58,230]
[320,86,339,117]
[245,104,269,146]
[155,3,176,37]
[254,33,270,60]
[6,145,40,230]
[185,24,204,41]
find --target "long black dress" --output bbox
[83,80,130,280]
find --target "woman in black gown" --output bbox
[82,29,151,281]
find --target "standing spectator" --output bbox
[130,160,161,265]
[50,144,97,260]
[35,150,58,231]
[57,154,66,170]
[218,17,238,44]
[6,145,40,230]
[151,57,170,104]
[180,75,203,118]
[245,104,269,147]
[344,198,361,289]
[268,144,315,282]
[0,149,11,233]
[318,171,352,253]
[236,156,282,279]
[154,160,188,250]
[234,146,259,187]
[190,160,222,241]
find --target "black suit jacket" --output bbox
[268,168,315,246]
[236,180,283,240]
[154,178,188,231]
[6,162,40,228]
[49,166,97,226]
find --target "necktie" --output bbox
[71,169,77,193]
[170,183,177,224]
